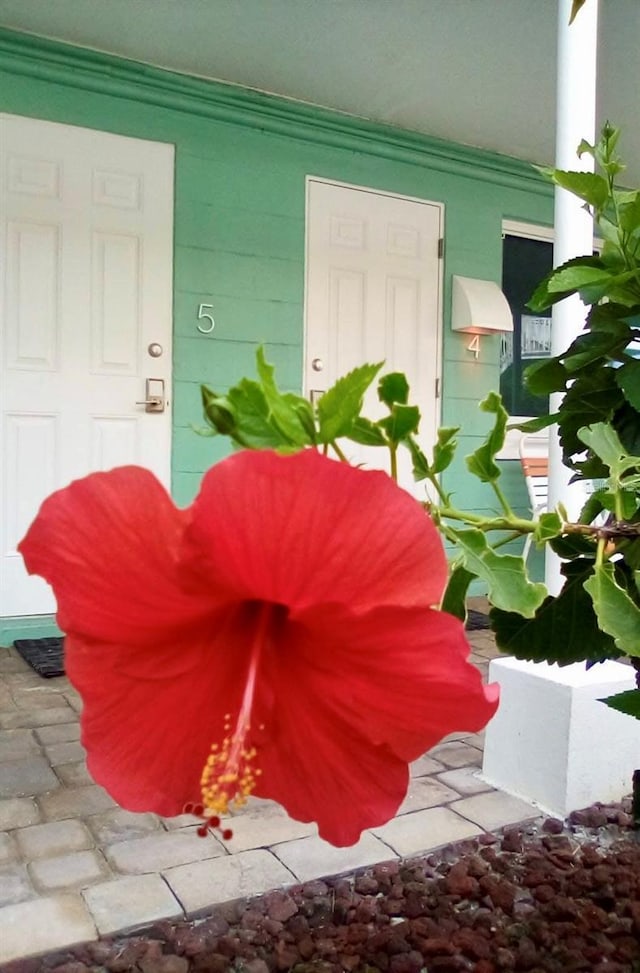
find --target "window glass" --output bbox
[500,234,552,417]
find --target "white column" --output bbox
[545,0,599,593]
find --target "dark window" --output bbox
[500,234,552,417]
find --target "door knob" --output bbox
[311,358,324,372]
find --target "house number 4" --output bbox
[197,303,215,334]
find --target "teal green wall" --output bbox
[0,30,552,637]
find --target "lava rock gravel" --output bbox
[3,801,639,973]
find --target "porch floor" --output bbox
[0,619,540,965]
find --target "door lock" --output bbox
[136,378,165,413]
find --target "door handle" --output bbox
[136,378,165,413]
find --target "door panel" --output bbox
[305,179,443,495]
[1,115,174,617]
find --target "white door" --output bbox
[304,178,443,495]
[0,115,174,617]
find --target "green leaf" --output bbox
[601,689,640,719]
[557,369,623,464]
[524,358,567,395]
[441,563,476,621]
[432,426,460,475]
[569,0,588,24]
[528,256,604,311]
[561,326,630,374]
[508,413,559,435]
[378,404,421,444]
[227,380,297,449]
[405,435,430,481]
[534,511,564,545]
[617,191,640,234]
[378,372,409,407]
[255,347,313,446]
[447,527,546,617]
[345,417,388,447]
[465,392,508,483]
[616,360,640,411]
[548,264,613,294]
[490,559,622,665]
[583,561,640,658]
[316,362,383,442]
[547,170,609,209]
[577,422,640,487]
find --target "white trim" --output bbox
[502,219,554,242]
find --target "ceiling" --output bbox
[1,0,639,183]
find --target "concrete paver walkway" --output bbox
[0,627,539,965]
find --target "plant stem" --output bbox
[390,445,398,482]
[330,441,349,463]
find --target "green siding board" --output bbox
[173,425,233,474]
[174,292,302,345]
[174,248,303,304]
[173,338,301,387]
[175,202,304,258]
[0,31,558,630]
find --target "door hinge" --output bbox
[435,377,441,399]
[437,237,444,259]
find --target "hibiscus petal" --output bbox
[185,449,446,614]
[19,467,215,644]
[249,604,498,845]
[65,603,253,816]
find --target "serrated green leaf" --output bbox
[378,404,420,444]
[447,528,546,616]
[616,360,640,411]
[441,563,476,621]
[227,379,297,449]
[490,559,622,665]
[465,392,508,483]
[508,413,559,435]
[524,358,567,395]
[577,422,640,488]
[584,561,640,658]
[345,416,388,447]
[316,362,383,442]
[378,372,409,407]
[534,512,564,544]
[255,347,313,446]
[617,191,640,234]
[549,170,609,209]
[561,326,630,374]
[601,689,640,720]
[405,436,430,481]
[432,426,460,475]
[548,265,613,294]
[527,256,604,311]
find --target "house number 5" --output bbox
[197,303,215,334]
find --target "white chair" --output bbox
[519,432,549,562]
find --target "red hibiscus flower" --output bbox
[19,449,498,847]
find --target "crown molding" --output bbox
[0,27,551,195]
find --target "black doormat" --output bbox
[13,637,65,678]
[465,609,491,631]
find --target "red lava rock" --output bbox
[445,862,479,898]
[265,892,298,923]
[500,829,523,853]
[541,817,564,834]
[11,801,640,973]
[479,875,516,914]
[139,957,189,973]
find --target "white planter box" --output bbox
[482,656,640,816]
